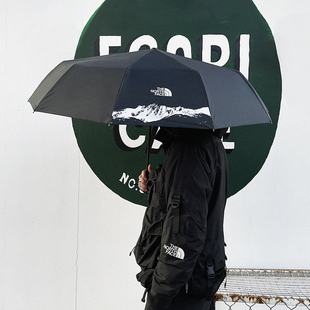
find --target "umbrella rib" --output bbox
[194,70,215,128]
[233,70,272,123]
[156,51,216,127]
[108,66,131,125]
[107,49,156,125]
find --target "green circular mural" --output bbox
[73,0,282,206]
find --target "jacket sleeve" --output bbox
[145,139,213,310]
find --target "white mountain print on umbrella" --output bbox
[111,103,211,123]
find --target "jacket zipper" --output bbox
[185,282,189,294]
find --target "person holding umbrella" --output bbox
[28,48,271,309]
[135,126,228,310]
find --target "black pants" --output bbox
[166,293,215,310]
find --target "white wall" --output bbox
[1,1,309,309]
[225,0,310,269]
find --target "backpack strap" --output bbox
[206,254,215,300]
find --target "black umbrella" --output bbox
[29,48,271,170]
[29,48,271,130]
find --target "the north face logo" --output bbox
[164,243,185,259]
[150,87,172,97]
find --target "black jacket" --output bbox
[134,128,228,310]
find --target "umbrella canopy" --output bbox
[29,49,271,130]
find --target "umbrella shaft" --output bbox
[146,126,152,174]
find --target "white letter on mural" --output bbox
[239,34,250,79]
[128,178,136,189]
[99,36,122,55]
[201,34,230,67]
[119,173,129,184]
[119,125,145,149]
[166,35,192,58]
[129,35,158,52]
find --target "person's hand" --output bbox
[138,165,152,192]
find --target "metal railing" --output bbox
[215,269,310,310]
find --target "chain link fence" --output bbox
[215,269,310,310]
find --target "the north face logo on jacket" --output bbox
[164,243,185,259]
